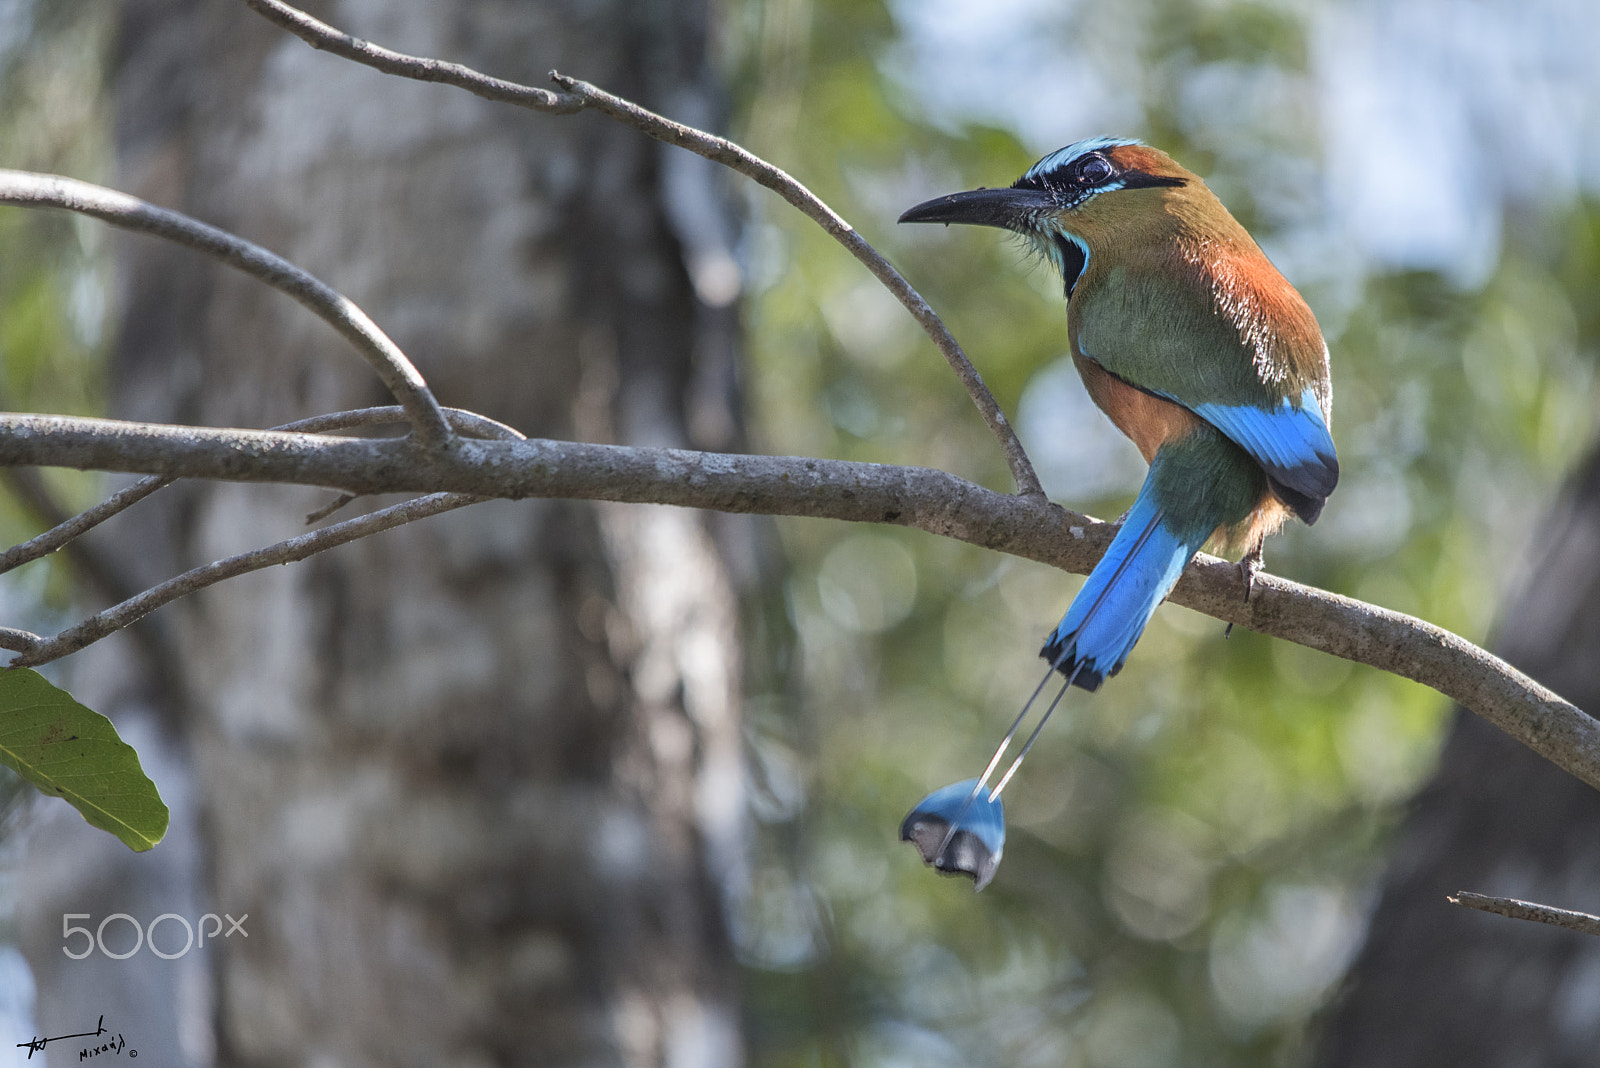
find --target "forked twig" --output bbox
[0,406,528,668]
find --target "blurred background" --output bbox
[2,0,1600,1065]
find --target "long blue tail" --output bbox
[1041,468,1209,691]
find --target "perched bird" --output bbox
[897,138,1337,887]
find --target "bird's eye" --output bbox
[1079,155,1114,184]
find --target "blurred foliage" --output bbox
[0,0,114,605]
[728,0,1600,1065]
[0,0,115,825]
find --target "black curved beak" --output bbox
[897,186,1055,230]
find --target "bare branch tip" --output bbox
[0,627,43,654]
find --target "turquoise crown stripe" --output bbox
[1022,137,1143,182]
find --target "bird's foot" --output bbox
[1237,544,1264,603]
[1224,544,1265,639]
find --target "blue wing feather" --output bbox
[1174,386,1338,517]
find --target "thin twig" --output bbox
[305,493,357,524]
[0,466,150,602]
[0,410,1594,800]
[0,170,453,446]
[243,0,584,113]
[277,405,527,442]
[0,467,181,673]
[240,0,1043,498]
[8,492,479,668]
[1448,892,1600,938]
[0,474,171,578]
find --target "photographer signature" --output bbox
[16,1014,134,1060]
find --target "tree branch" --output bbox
[242,0,1044,498]
[1448,892,1600,938]
[0,406,519,578]
[0,410,1594,796]
[0,170,453,446]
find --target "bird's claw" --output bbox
[1225,545,1265,638]
[1237,544,1264,604]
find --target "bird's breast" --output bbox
[1071,353,1204,462]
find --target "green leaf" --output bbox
[0,669,168,851]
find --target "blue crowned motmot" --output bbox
[897,138,1337,889]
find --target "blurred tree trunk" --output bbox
[1314,447,1600,1066]
[19,0,747,1064]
